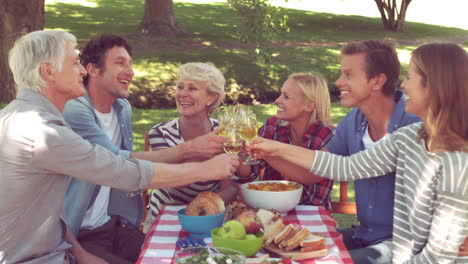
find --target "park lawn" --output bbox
[45,0,467,43]
[45,0,468,107]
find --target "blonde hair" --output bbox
[9,30,76,93]
[288,72,332,126]
[411,43,468,152]
[177,62,226,115]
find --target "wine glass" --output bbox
[222,127,243,155]
[238,108,261,165]
[221,125,243,180]
[216,106,238,138]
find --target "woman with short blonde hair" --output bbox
[177,62,226,115]
[144,62,235,231]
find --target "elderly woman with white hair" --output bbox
[143,62,237,230]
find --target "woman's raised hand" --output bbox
[246,137,284,159]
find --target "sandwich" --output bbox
[278,226,299,248]
[283,227,312,251]
[260,213,327,257]
[300,233,327,252]
[264,219,285,245]
[273,224,296,245]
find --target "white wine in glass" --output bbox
[238,125,258,142]
[218,126,229,138]
[221,127,242,180]
[222,126,242,155]
[238,109,260,165]
[223,142,243,154]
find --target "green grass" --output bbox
[44,0,467,108]
[45,0,468,43]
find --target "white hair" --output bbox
[178,62,226,115]
[8,30,77,93]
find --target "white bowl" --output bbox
[240,180,303,213]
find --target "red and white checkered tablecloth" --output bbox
[137,205,353,264]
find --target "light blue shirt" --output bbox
[325,91,420,244]
[62,94,144,235]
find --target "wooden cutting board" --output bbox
[263,244,327,261]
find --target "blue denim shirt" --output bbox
[62,94,143,235]
[326,91,420,244]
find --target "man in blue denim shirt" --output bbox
[325,40,419,263]
[62,35,229,264]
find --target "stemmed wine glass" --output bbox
[237,107,260,165]
[216,106,260,165]
[222,127,243,155]
[216,107,243,179]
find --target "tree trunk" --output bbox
[138,0,186,38]
[0,0,45,103]
[374,0,412,32]
[395,0,411,32]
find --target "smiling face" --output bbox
[401,61,429,118]
[176,79,218,118]
[52,41,87,100]
[90,46,134,99]
[335,53,375,108]
[274,78,313,121]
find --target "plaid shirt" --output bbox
[249,116,335,210]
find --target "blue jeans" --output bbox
[338,228,392,264]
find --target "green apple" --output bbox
[217,227,228,237]
[245,234,257,240]
[219,220,246,240]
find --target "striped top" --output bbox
[145,118,220,224]
[312,122,468,263]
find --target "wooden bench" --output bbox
[331,181,356,215]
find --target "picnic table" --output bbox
[137,205,353,264]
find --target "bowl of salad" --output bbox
[174,246,245,264]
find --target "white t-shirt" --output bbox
[81,106,122,229]
[362,124,389,149]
